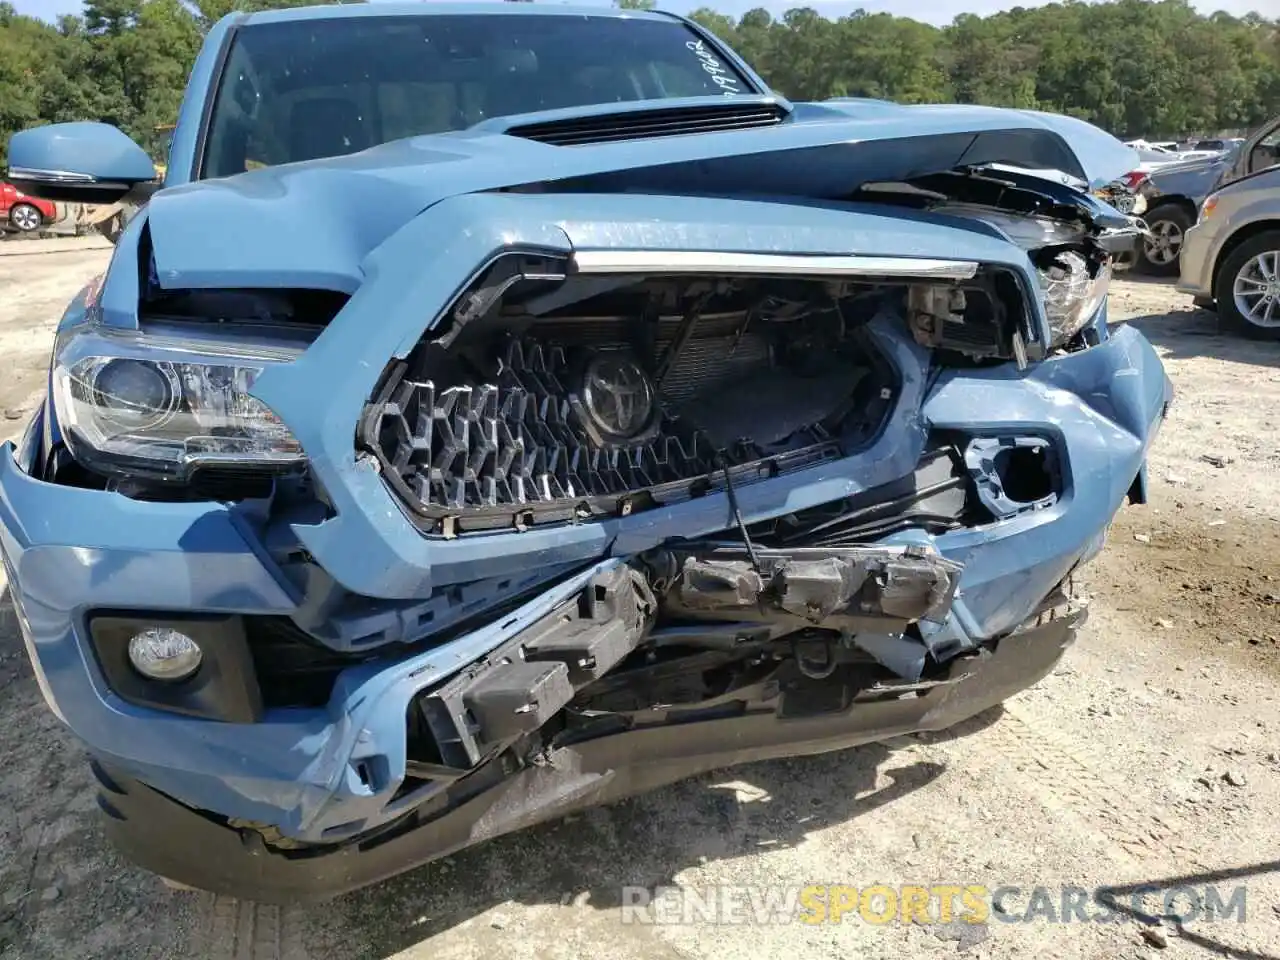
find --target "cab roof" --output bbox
[239,3,680,27]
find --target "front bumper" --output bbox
[92,606,1081,903]
[1176,220,1218,298]
[0,319,1171,866]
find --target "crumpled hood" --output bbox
[144,99,1137,292]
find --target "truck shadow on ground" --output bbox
[311,720,1000,958]
[316,743,953,958]
[1096,860,1280,960]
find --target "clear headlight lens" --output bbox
[932,202,1115,349]
[1036,251,1112,346]
[52,330,303,480]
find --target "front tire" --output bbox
[8,202,43,233]
[1214,230,1280,340]
[1137,204,1192,276]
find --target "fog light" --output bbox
[126,628,203,681]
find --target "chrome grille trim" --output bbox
[572,251,981,280]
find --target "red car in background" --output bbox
[1,182,57,233]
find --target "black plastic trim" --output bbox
[87,612,263,723]
[507,102,786,146]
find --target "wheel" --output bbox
[1111,193,1139,215]
[1214,230,1280,340]
[8,202,43,233]
[1136,204,1192,276]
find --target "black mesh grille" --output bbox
[245,617,372,709]
[507,103,785,146]
[362,336,847,534]
[746,445,979,547]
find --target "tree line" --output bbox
[2,0,1278,169]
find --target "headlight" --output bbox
[1200,193,1219,221]
[51,329,303,480]
[932,203,1113,348]
[1036,251,1111,347]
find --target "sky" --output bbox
[6,0,1272,27]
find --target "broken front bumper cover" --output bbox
[409,543,961,770]
[94,596,1083,904]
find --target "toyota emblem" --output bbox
[581,353,656,440]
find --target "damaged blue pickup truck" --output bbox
[2,3,1171,903]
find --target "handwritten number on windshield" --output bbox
[686,39,741,96]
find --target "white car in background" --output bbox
[1132,148,1192,172]
[1125,139,1179,155]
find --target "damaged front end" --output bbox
[93,546,1082,903]
[0,140,1168,902]
[413,544,962,775]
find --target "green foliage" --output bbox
[687,0,1279,132]
[2,0,1278,169]
[0,0,338,167]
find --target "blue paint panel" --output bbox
[166,13,243,185]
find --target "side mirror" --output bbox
[7,121,158,204]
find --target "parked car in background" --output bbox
[1178,165,1280,339]
[0,182,57,233]
[1185,137,1244,153]
[1131,148,1188,173]
[1134,118,1280,274]
[1090,175,1147,270]
[1125,139,1169,153]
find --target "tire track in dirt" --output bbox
[205,897,310,960]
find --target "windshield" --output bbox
[201,14,753,178]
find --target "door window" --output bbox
[1248,124,1280,175]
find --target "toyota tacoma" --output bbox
[1,3,1170,903]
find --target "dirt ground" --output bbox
[0,238,1278,960]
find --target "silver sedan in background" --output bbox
[1178,165,1280,340]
